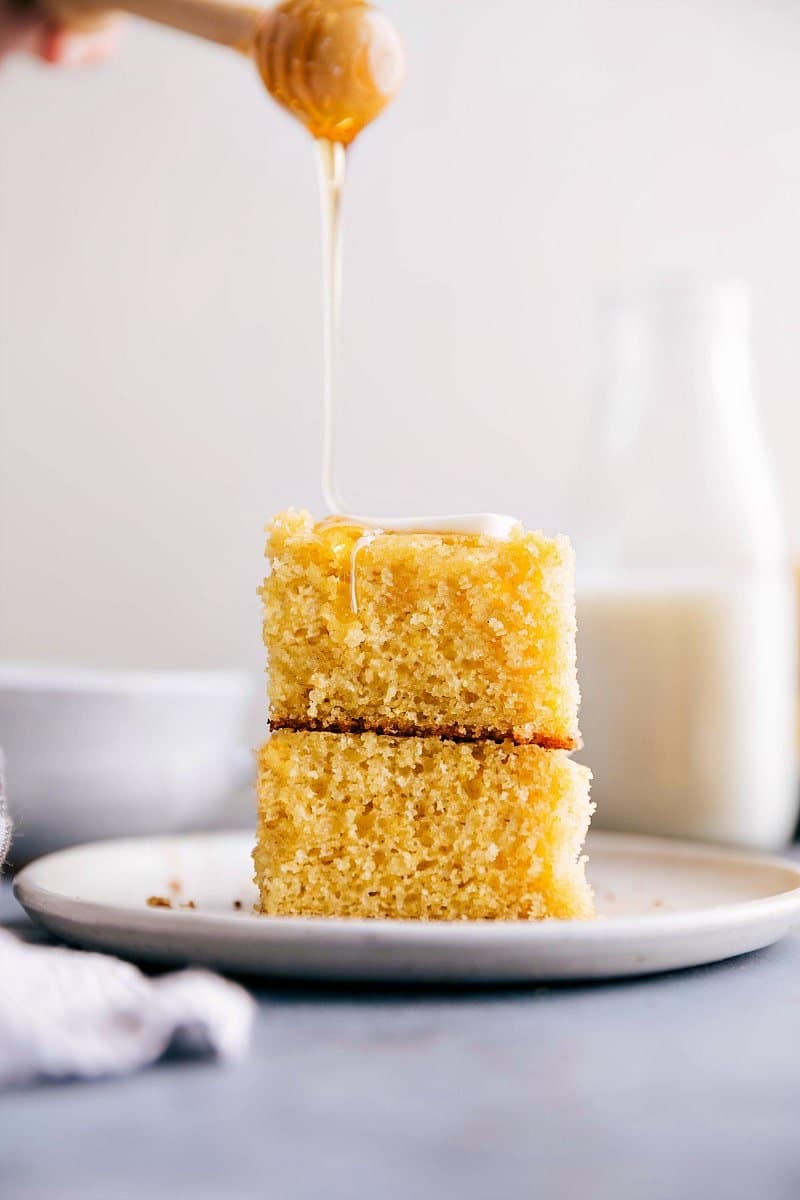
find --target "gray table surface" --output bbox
[2,861,800,1200]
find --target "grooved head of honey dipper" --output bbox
[255,0,404,146]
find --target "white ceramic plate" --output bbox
[13,830,800,983]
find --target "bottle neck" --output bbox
[575,285,785,570]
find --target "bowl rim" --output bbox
[0,662,255,696]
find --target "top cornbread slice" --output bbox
[261,509,580,748]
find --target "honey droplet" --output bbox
[255,0,404,145]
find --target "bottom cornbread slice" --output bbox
[254,730,594,920]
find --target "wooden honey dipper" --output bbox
[38,0,404,144]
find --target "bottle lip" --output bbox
[598,279,753,347]
[598,276,751,310]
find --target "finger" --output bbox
[0,13,49,58]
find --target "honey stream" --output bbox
[315,137,347,516]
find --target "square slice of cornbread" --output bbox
[254,730,594,920]
[261,509,580,749]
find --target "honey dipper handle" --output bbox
[42,0,266,51]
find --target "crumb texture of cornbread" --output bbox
[254,731,594,920]
[261,509,580,749]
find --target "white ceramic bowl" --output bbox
[0,663,256,863]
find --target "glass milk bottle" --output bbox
[574,283,798,849]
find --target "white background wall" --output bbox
[2,0,800,682]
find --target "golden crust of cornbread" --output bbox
[260,510,581,749]
[254,731,594,921]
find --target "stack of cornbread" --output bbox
[254,509,594,920]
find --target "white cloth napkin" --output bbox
[0,753,255,1089]
[0,753,10,871]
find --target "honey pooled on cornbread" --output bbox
[261,509,580,749]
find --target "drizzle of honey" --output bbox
[257,0,403,613]
[316,519,365,618]
[348,527,382,612]
[256,0,404,515]
[316,137,347,514]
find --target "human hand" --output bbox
[0,0,122,63]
